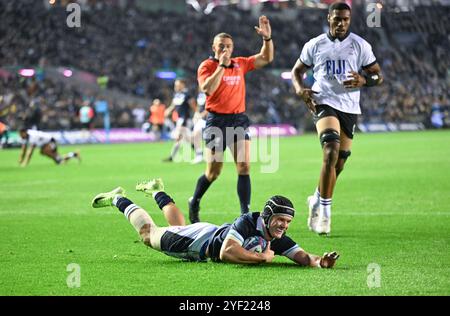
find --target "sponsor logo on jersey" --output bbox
[325,59,347,75]
[223,76,241,86]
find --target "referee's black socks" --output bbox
[238,174,251,214]
[192,174,212,205]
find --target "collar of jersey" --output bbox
[327,31,350,42]
[209,56,234,68]
[256,216,266,237]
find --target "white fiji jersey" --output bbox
[23,129,53,147]
[300,32,377,114]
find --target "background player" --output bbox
[18,128,80,167]
[163,79,196,162]
[147,98,166,141]
[190,91,208,164]
[291,2,383,235]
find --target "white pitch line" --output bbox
[337,212,450,216]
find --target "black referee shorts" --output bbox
[313,104,357,139]
[203,112,251,152]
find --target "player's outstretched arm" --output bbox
[292,250,340,268]
[219,238,274,264]
[254,15,274,69]
[21,144,36,167]
[18,143,27,165]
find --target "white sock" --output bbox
[170,143,180,159]
[311,187,320,205]
[124,203,141,220]
[319,197,332,219]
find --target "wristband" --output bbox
[263,37,272,41]
[364,73,381,87]
[219,64,227,68]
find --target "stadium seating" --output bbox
[0,0,448,131]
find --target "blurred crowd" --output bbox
[0,75,152,131]
[0,0,449,132]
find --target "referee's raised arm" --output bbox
[253,15,274,69]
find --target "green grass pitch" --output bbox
[1,130,449,296]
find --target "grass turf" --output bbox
[0,130,449,295]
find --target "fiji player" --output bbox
[18,128,80,167]
[291,2,383,235]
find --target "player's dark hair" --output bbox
[328,1,352,14]
[213,32,233,43]
[261,195,295,233]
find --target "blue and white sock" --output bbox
[153,192,174,210]
[112,196,140,220]
[319,197,332,219]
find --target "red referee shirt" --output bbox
[197,56,256,114]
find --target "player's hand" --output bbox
[262,241,275,263]
[319,251,340,268]
[343,71,366,88]
[296,89,318,114]
[254,15,271,40]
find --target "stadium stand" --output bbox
[1,0,449,132]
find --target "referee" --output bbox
[189,16,274,223]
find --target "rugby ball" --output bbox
[242,236,268,253]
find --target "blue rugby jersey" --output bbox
[207,212,302,262]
